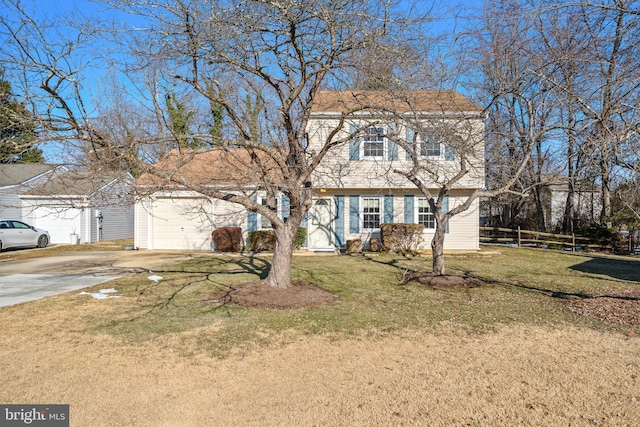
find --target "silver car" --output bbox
[0,220,50,251]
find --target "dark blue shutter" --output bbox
[281,195,290,222]
[404,195,414,223]
[387,124,398,161]
[349,123,359,161]
[334,195,345,247]
[349,195,359,233]
[445,144,454,161]
[406,128,415,160]
[384,195,394,223]
[247,194,257,231]
[443,195,449,233]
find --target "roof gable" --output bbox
[310,90,483,114]
[21,170,131,197]
[0,164,61,187]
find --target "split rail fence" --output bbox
[479,227,613,252]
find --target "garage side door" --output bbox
[33,206,82,244]
[152,198,212,250]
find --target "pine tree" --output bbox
[0,79,43,163]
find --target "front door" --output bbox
[308,198,333,250]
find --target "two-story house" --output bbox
[134,90,485,251]
[305,90,485,251]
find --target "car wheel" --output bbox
[37,235,49,248]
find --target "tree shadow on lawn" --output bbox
[569,256,640,283]
[136,255,337,311]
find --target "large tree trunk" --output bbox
[264,223,296,288]
[431,220,447,276]
[533,186,547,232]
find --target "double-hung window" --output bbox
[362,197,381,230]
[417,198,435,229]
[419,134,444,160]
[259,197,278,230]
[363,127,385,159]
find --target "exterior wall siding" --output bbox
[323,190,479,251]
[134,201,149,249]
[307,118,485,190]
[0,191,22,219]
[97,203,135,241]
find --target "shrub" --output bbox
[577,224,616,249]
[248,227,307,252]
[212,227,243,252]
[369,237,384,252]
[248,230,276,252]
[295,227,307,249]
[380,223,424,253]
[346,239,362,253]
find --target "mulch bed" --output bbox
[402,272,484,289]
[204,280,338,310]
[566,290,640,326]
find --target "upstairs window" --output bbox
[419,134,443,160]
[363,127,385,159]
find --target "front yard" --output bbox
[0,247,638,425]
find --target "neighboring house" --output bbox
[20,170,135,244]
[135,90,485,251]
[548,178,601,231]
[0,164,65,219]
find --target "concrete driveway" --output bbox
[0,250,207,307]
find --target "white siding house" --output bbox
[135,90,485,252]
[304,90,485,251]
[20,170,134,244]
[0,164,65,219]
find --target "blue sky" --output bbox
[4,0,484,163]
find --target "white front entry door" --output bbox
[308,198,333,250]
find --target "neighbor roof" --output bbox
[311,90,483,114]
[0,164,60,187]
[21,170,127,197]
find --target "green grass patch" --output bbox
[74,247,640,358]
[0,238,134,260]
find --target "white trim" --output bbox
[417,134,445,161]
[361,196,383,231]
[147,197,154,250]
[257,194,282,230]
[415,197,435,230]
[361,126,387,160]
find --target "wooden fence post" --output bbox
[572,233,575,252]
[517,226,521,248]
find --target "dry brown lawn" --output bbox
[1,297,638,426]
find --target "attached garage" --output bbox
[32,206,83,244]
[19,170,134,245]
[150,197,213,250]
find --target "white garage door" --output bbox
[152,198,213,250]
[33,206,83,244]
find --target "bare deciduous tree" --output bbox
[0,0,425,288]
